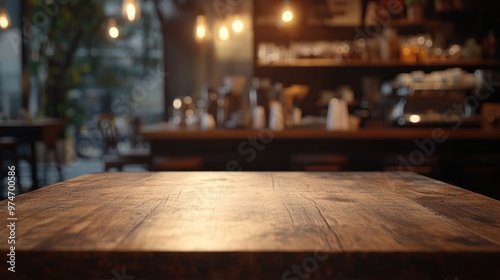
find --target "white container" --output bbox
[200,113,216,131]
[252,106,266,130]
[269,102,285,131]
[326,98,350,131]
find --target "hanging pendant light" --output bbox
[231,15,244,34]
[195,14,207,42]
[218,23,230,41]
[122,0,141,22]
[281,0,294,23]
[107,18,120,39]
[0,1,11,30]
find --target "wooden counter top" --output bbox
[141,123,500,140]
[1,172,499,279]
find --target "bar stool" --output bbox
[0,137,22,196]
[291,153,349,171]
[382,154,440,177]
[454,153,500,198]
[150,156,205,171]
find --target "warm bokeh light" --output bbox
[109,27,119,39]
[219,25,229,41]
[107,19,119,39]
[409,115,421,123]
[195,15,207,41]
[0,5,10,30]
[0,16,9,30]
[402,47,411,56]
[196,25,206,40]
[232,19,244,33]
[173,98,182,109]
[126,4,136,21]
[281,9,293,23]
[122,0,141,22]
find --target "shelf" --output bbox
[256,58,500,68]
[304,19,445,29]
[254,20,448,31]
[391,82,477,91]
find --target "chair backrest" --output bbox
[97,114,119,156]
[129,115,142,148]
[42,122,64,150]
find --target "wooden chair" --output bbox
[97,114,150,171]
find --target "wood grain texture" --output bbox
[1,172,499,279]
[140,124,500,140]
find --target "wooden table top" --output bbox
[141,123,500,140]
[1,172,499,279]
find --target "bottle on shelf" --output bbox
[200,83,218,118]
[483,30,496,59]
[216,86,230,128]
[249,77,271,128]
[269,82,285,131]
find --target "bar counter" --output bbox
[140,124,500,199]
[141,123,500,140]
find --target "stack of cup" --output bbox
[269,102,285,131]
[252,106,266,130]
[326,98,350,131]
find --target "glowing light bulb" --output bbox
[126,4,136,21]
[0,16,8,30]
[109,27,119,39]
[196,25,206,40]
[219,25,229,41]
[232,18,244,33]
[173,98,182,109]
[0,4,11,30]
[409,115,421,123]
[281,9,293,23]
[122,0,141,22]
[195,15,207,41]
[107,19,119,39]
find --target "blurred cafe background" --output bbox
[0,0,499,198]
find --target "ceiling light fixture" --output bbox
[281,0,294,23]
[107,18,120,39]
[195,14,207,42]
[0,1,11,30]
[218,24,229,41]
[122,0,141,22]
[231,16,244,33]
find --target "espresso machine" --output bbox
[386,69,484,127]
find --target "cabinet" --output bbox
[252,0,500,115]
